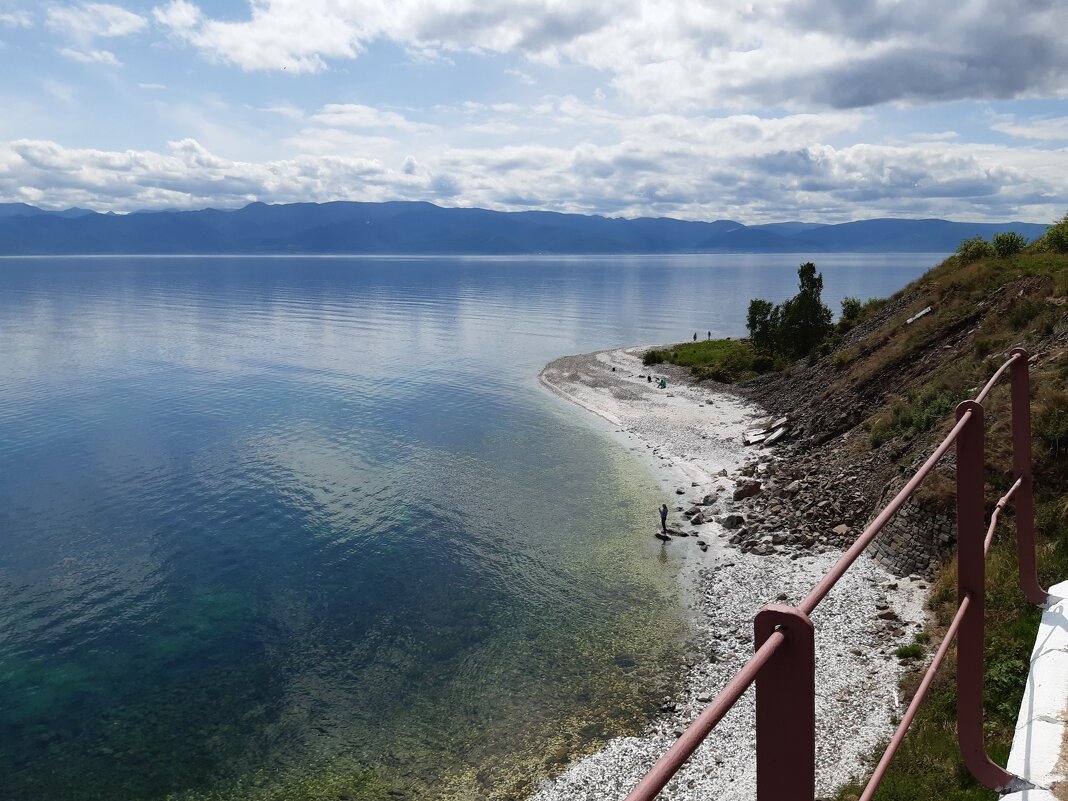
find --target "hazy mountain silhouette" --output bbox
[0,201,1048,255]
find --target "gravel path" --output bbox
[535,346,929,801]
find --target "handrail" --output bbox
[858,593,972,801]
[985,477,1022,555]
[623,347,1049,801]
[622,633,786,801]
[799,410,972,616]
[975,350,1021,403]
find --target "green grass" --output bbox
[643,339,773,383]
[894,643,924,660]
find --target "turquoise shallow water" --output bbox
[0,254,938,800]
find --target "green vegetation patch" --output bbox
[643,339,772,383]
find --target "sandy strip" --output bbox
[534,346,928,801]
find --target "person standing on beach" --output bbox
[693,332,697,341]
[659,503,668,533]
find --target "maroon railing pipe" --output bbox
[755,605,815,801]
[859,593,972,801]
[1010,348,1048,606]
[622,632,786,801]
[975,351,1021,404]
[955,400,1017,789]
[984,478,1022,555]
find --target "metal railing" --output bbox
[624,347,1049,801]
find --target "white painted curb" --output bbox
[1005,579,1068,796]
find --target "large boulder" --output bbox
[733,480,762,501]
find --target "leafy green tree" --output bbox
[746,298,778,352]
[992,231,1028,258]
[745,262,833,360]
[779,262,833,358]
[956,236,993,263]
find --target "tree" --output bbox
[745,262,833,360]
[746,298,778,353]
[778,262,833,358]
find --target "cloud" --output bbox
[150,0,1068,110]
[0,10,32,27]
[151,0,198,30]
[990,113,1068,141]
[3,101,1067,223]
[308,104,436,134]
[58,46,120,65]
[137,82,167,90]
[46,2,146,42]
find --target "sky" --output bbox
[0,0,1067,223]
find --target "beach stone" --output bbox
[719,514,745,529]
[877,609,898,621]
[832,523,851,535]
[733,480,762,500]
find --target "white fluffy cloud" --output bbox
[151,0,1068,110]
[4,98,1067,222]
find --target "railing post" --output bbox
[755,604,814,801]
[955,401,1016,789]
[1009,348,1049,606]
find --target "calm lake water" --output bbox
[0,254,938,800]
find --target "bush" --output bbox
[642,349,666,366]
[992,231,1028,258]
[956,236,993,264]
[1034,211,1068,253]
[840,296,863,324]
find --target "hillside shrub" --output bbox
[840,296,863,325]
[1008,299,1044,330]
[1034,211,1068,253]
[643,349,666,366]
[1034,389,1068,464]
[956,236,993,264]
[992,231,1027,258]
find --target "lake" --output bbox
[0,253,939,800]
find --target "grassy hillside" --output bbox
[649,244,1068,799]
[827,254,1068,800]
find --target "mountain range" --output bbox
[0,201,1049,255]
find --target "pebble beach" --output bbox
[535,346,929,801]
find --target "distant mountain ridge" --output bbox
[0,201,1048,255]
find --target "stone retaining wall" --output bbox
[869,493,955,577]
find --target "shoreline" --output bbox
[535,346,929,801]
